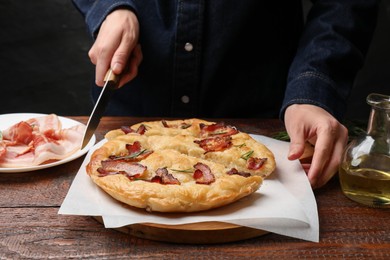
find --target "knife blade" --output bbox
[81,69,120,149]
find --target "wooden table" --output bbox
[1,117,389,259]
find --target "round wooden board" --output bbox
[93,216,268,244]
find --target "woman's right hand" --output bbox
[88,9,143,87]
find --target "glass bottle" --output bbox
[339,93,390,208]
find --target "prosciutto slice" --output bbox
[0,114,85,168]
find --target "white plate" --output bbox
[0,113,96,173]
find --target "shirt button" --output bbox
[184,42,193,52]
[181,95,190,104]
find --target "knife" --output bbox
[81,68,120,149]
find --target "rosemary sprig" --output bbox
[210,131,228,135]
[170,168,193,173]
[234,143,246,148]
[240,150,254,160]
[180,123,191,129]
[111,149,149,160]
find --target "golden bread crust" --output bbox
[87,119,276,212]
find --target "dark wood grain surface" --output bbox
[1,117,389,259]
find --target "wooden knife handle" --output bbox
[104,68,120,84]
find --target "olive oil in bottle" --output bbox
[339,154,390,207]
[339,93,390,208]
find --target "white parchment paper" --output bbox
[59,135,319,242]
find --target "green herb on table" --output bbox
[272,119,367,143]
[343,119,367,141]
[272,131,290,141]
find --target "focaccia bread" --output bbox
[86,118,276,213]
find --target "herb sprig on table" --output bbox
[272,120,367,142]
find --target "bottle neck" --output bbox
[367,108,390,137]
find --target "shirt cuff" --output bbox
[85,0,136,39]
[280,71,348,121]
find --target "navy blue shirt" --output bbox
[72,0,378,119]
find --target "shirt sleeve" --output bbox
[71,0,137,39]
[280,0,379,121]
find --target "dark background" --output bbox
[0,0,389,120]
